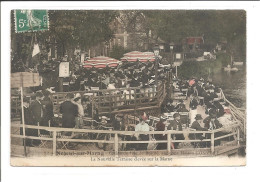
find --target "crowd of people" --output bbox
[18,59,232,151]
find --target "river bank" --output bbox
[178,53,246,109]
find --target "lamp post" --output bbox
[153,44,160,86]
[169,43,175,99]
[105,42,109,57]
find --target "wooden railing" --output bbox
[11,82,166,118]
[219,89,246,139]
[11,123,241,157]
[91,82,166,115]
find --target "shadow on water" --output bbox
[212,67,246,109]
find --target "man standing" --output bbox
[41,90,54,128]
[30,91,44,146]
[167,113,185,149]
[20,97,34,146]
[60,93,78,129]
[30,92,44,126]
[135,118,150,150]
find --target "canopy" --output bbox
[83,56,120,69]
[121,51,156,62]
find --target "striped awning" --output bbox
[83,56,120,69]
[121,51,156,62]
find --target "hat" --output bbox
[23,97,30,103]
[35,91,43,98]
[75,93,81,99]
[195,114,203,120]
[101,116,109,120]
[42,89,51,97]
[173,113,180,118]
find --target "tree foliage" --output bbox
[142,10,246,57]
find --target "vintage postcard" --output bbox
[9,8,246,167]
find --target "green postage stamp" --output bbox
[14,10,49,33]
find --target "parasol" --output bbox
[121,51,155,62]
[83,56,120,69]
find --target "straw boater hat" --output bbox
[194,114,203,120]
[74,93,81,99]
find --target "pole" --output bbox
[114,133,119,157]
[237,128,240,145]
[59,77,63,92]
[167,132,171,155]
[211,132,215,154]
[155,56,158,86]
[53,131,57,156]
[20,86,27,157]
[176,66,178,78]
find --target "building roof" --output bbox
[186,37,204,45]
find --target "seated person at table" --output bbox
[175,100,188,112]
[176,100,188,112]
[164,100,175,112]
[135,118,150,150]
[205,99,217,115]
[213,100,225,118]
[203,109,222,129]
[155,117,167,150]
[177,104,189,126]
[189,114,208,148]
[203,109,223,146]
[167,113,185,149]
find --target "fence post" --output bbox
[114,133,119,157]
[237,128,240,145]
[53,130,57,156]
[211,132,215,154]
[167,132,171,155]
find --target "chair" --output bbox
[198,96,205,106]
[37,121,52,148]
[57,131,78,150]
[178,112,189,126]
[91,87,99,96]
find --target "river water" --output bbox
[212,67,246,109]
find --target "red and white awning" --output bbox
[83,56,120,69]
[121,51,156,62]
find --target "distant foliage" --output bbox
[178,53,230,79]
[109,45,129,60]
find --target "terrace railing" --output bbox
[11,123,241,157]
[11,82,166,118]
[219,89,246,140]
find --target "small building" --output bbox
[184,36,204,52]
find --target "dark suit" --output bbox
[203,116,222,130]
[203,116,223,146]
[189,121,208,140]
[167,119,184,149]
[20,106,38,146]
[155,121,167,150]
[41,96,54,134]
[41,97,54,126]
[60,101,78,128]
[30,100,43,125]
